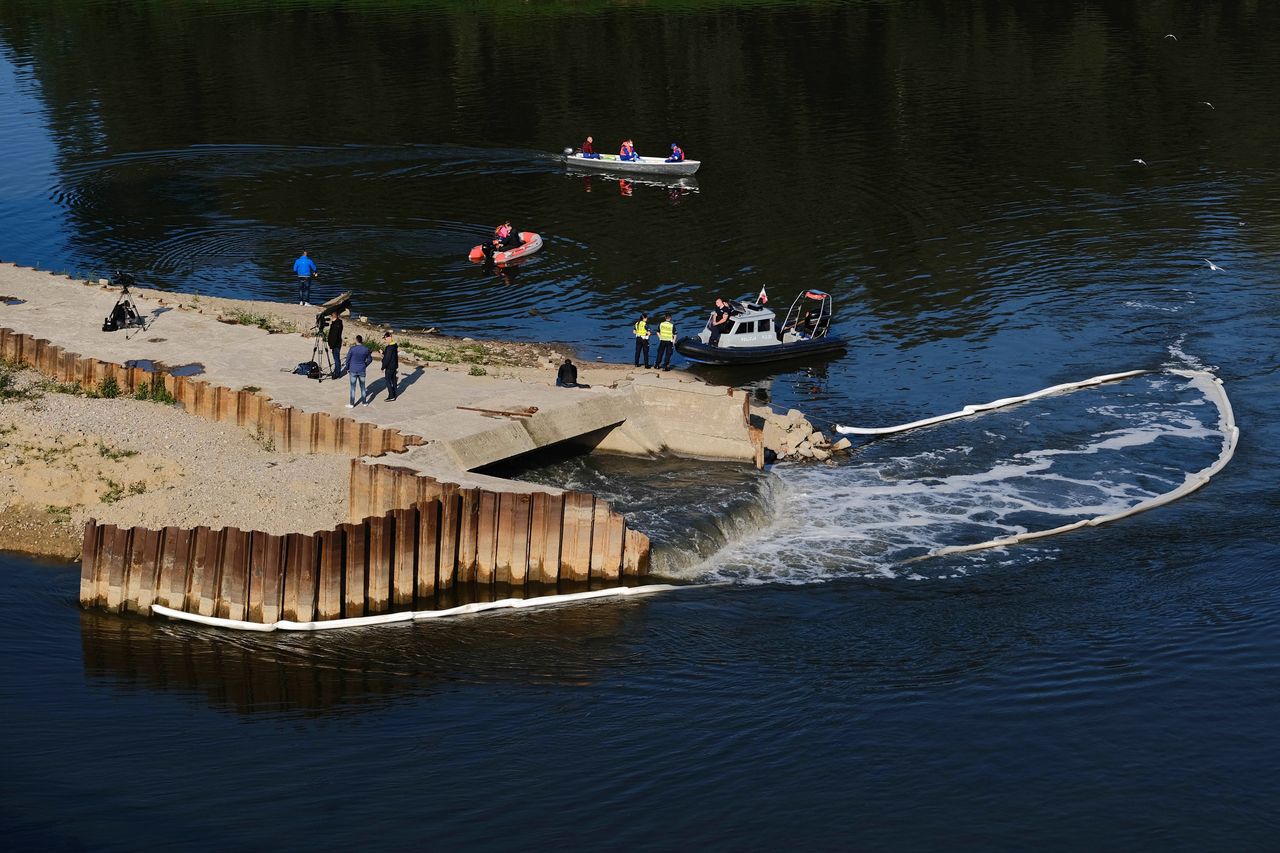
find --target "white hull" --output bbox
[563,152,701,176]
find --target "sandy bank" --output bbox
[0,365,348,560]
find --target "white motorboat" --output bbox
[560,149,701,176]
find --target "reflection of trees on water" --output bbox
[79,598,648,715]
[0,0,1276,337]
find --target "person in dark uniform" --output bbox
[708,298,733,347]
[655,314,676,370]
[381,331,399,401]
[633,312,652,368]
[327,315,344,378]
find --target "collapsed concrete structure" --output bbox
[0,262,825,627]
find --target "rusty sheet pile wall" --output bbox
[1,324,654,623]
[80,482,651,623]
[0,326,422,456]
[348,461,651,585]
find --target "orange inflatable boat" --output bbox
[468,231,543,264]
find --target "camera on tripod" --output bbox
[297,290,353,381]
[102,271,145,332]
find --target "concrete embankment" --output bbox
[0,262,828,624]
[0,263,774,480]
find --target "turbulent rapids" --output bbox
[690,370,1236,584]
[136,367,1239,631]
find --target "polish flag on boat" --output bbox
[757,285,768,305]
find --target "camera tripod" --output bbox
[310,327,334,380]
[104,272,147,337]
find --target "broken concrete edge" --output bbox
[751,402,853,463]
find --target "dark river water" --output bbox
[2,1,1279,849]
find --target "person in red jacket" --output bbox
[580,136,601,159]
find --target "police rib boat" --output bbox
[675,289,847,366]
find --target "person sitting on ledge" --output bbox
[556,358,590,388]
[708,297,734,347]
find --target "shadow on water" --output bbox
[77,597,654,714]
[685,352,847,407]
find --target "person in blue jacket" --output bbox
[666,143,685,163]
[292,250,317,305]
[344,334,373,407]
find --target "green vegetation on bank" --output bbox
[0,357,179,406]
[400,340,493,366]
[223,310,298,335]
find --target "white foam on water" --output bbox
[1166,335,1216,373]
[1124,300,1181,313]
[683,374,1226,585]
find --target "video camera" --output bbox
[296,290,353,381]
[102,271,144,332]
[312,290,353,334]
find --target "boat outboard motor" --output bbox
[480,240,496,265]
[562,147,574,156]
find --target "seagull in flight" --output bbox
[1203,258,1223,271]
[1164,33,1178,41]
[1199,101,1215,109]
[1132,158,1147,166]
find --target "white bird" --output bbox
[1203,258,1223,271]
[1164,33,1178,41]
[1199,101,1215,109]
[1132,158,1147,166]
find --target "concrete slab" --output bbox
[0,264,758,479]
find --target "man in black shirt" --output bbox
[382,331,400,401]
[327,316,344,378]
[708,298,733,347]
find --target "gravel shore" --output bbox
[0,366,349,559]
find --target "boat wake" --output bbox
[685,371,1234,584]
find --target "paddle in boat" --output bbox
[467,231,543,265]
[560,147,701,177]
[675,289,847,365]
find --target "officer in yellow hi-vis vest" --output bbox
[633,312,652,369]
[655,314,676,371]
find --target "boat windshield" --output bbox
[781,290,834,339]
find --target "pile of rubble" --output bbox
[759,407,852,463]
